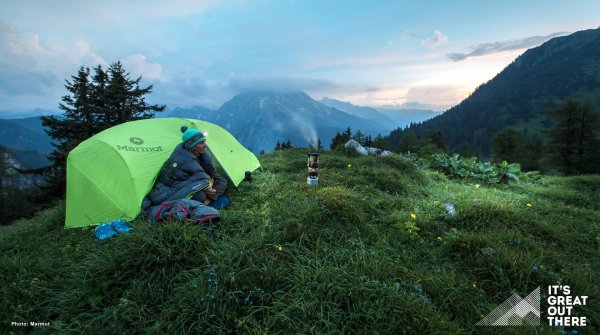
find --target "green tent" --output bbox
[65,118,261,228]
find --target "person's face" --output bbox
[193,140,207,155]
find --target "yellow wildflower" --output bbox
[277,246,283,252]
[475,184,480,188]
[436,237,443,241]
[472,282,477,288]
[410,213,417,220]
[527,203,533,207]
[347,164,352,168]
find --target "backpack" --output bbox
[146,198,220,224]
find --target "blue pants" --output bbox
[191,178,227,203]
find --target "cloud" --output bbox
[0,63,58,95]
[0,20,41,67]
[73,41,107,68]
[0,19,108,73]
[226,74,341,93]
[428,30,448,48]
[151,74,378,110]
[0,19,127,108]
[447,32,569,61]
[404,85,469,110]
[121,54,162,80]
[402,30,448,49]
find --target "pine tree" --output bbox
[329,131,340,149]
[91,65,110,129]
[396,131,419,153]
[459,141,473,158]
[41,67,95,195]
[41,62,166,197]
[574,102,600,173]
[492,128,523,163]
[275,141,281,151]
[103,61,164,127]
[373,134,387,150]
[343,127,352,143]
[352,130,365,145]
[544,100,600,174]
[427,129,447,152]
[285,140,292,149]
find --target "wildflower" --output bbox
[475,184,480,188]
[410,213,417,220]
[277,246,283,252]
[347,164,352,168]
[437,237,443,241]
[527,203,533,207]
[472,282,477,288]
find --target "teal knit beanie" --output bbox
[181,126,206,149]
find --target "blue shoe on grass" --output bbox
[111,219,133,233]
[94,219,133,240]
[95,223,117,240]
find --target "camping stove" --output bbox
[307,152,320,186]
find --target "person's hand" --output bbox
[207,188,217,197]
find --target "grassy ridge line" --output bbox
[0,148,598,334]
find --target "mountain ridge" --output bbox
[386,27,600,157]
[211,91,392,152]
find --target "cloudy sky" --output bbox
[1,0,599,113]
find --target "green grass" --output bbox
[1,148,599,334]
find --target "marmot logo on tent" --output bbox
[116,145,164,152]
[130,137,144,145]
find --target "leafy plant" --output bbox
[429,153,543,184]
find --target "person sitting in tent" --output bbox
[142,126,228,211]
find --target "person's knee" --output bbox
[215,178,227,190]
[191,191,207,202]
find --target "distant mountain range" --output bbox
[319,98,439,129]
[319,98,397,127]
[0,117,52,168]
[0,108,58,119]
[209,91,392,152]
[10,24,600,167]
[161,94,439,152]
[1,146,47,188]
[1,91,434,166]
[387,27,600,157]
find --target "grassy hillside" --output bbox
[1,149,599,334]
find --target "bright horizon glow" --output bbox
[1,1,599,113]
